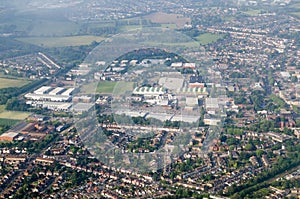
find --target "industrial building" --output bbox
[177,87,208,95]
[25,86,75,103]
[0,132,19,141]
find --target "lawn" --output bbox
[0,111,31,120]
[0,77,31,89]
[16,35,106,47]
[195,33,225,45]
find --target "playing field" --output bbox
[16,35,106,47]
[80,81,135,94]
[195,33,225,45]
[97,81,118,94]
[0,78,31,89]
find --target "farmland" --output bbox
[0,111,31,120]
[0,77,31,89]
[0,118,20,127]
[143,12,191,28]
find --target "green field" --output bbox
[0,111,31,120]
[97,81,118,94]
[120,25,144,31]
[80,81,135,94]
[113,82,135,95]
[195,33,225,45]
[17,35,106,47]
[0,77,31,89]
[160,23,177,29]
[0,118,20,127]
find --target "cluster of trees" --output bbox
[127,136,156,153]
[5,98,29,111]
[0,38,41,59]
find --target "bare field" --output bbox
[143,12,191,28]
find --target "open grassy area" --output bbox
[97,81,118,94]
[120,25,143,31]
[80,82,97,94]
[160,23,177,29]
[195,33,225,45]
[0,111,31,120]
[0,118,20,127]
[0,77,31,89]
[80,81,135,94]
[243,9,262,16]
[0,105,5,113]
[16,35,106,47]
[113,82,135,95]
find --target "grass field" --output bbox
[0,111,31,120]
[113,82,135,95]
[120,25,143,31]
[80,81,135,94]
[0,118,20,127]
[0,105,5,113]
[195,33,225,45]
[0,77,31,89]
[160,23,177,29]
[80,82,98,94]
[97,81,118,94]
[17,35,106,47]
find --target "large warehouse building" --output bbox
[25,86,74,102]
